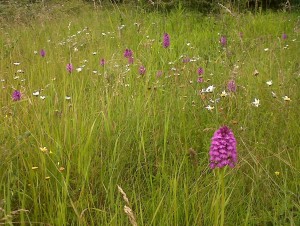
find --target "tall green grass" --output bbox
[0,2,299,225]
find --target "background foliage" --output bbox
[1,0,299,11]
[1,0,299,24]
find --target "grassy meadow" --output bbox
[0,2,300,225]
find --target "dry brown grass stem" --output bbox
[117,185,138,226]
[124,205,138,226]
[117,185,130,206]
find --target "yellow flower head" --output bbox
[40,147,48,152]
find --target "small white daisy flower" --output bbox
[33,91,40,96]
[282,96,291,101]
[206,85,215,93]
[205,105,215,111]
[252,98,260,107]
[266,80,273,86]
[220,90,228,97]
[76,67,83,72]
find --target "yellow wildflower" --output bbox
[40,147,48,153]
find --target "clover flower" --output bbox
[209,126,237,169]
[197,77,204,83]
[197,67,204,75]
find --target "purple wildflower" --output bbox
[124,49,133,58]
[197,77,204,83]
[209,126,237,169]
[220,36,227,46]
[156,70,163,77]
[100,58,105,66]
[66,63,73,73]
[282,33,287,40]
[124,49,133,64]
[12,90,21,101]
[163,33,170,48]
[182,57,190,63]
[197,67,204,75]
[40,49,46,57]
[128,57,134,64]
[139,66,146,75]
[227,80,236,92]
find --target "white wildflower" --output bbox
[252,98,260,107]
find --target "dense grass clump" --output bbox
[0,2,300,225]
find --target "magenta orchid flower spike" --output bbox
[227,80,236,92]
[66,63,73,73]
[220,36,227,46]
[12,90,22,101]
[163,33,170,48]
[40,49,46,57]
[100,58,105,66]
[209,126,237,169]
[139,66,146,75]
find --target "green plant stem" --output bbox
[220,168,225,226]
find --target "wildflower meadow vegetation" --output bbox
[0,1,300,225]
